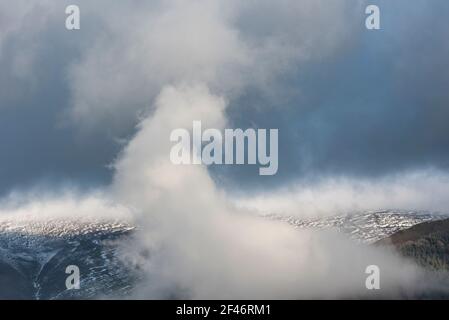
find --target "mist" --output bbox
[108,83,441,299]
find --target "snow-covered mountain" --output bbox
[266,210,449,243]
[0,210,448,299]
[0,217,135,299]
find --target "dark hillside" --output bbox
[377,219,449,271]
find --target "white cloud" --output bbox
[109,83,431,299]
[65,0,362,133]
[236,170,449,218]
[0,189,133,222]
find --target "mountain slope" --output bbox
[0,217,137,299]
[377,218,449,271]
[267,210,447,243]
[1,210,449,299]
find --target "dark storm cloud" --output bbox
[0,2,128,195]
[0,0,448,195]
[216,0,449,190]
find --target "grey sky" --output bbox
[0,0,448,195]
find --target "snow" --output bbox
[265,209,449,243]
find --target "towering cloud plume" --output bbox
[110,83,426,299]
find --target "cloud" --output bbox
[0,0,364,194]
[235,169,449,218]
[1,0,449,299]
[0,82,447,299]
[0,188,133,222]
[2,0,448,192]
[109,83,428,299]
[66,0,361,132]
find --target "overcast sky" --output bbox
[0,0,448,196]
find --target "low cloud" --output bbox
[109,84,439,299]
[236,170,449,218]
